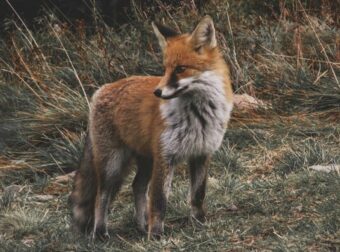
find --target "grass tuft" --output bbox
[275,139,339,176]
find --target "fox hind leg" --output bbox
[132,156,153,233]
[93,148,132,239]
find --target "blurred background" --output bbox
[0,0,338,33]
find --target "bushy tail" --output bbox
[70,134,97,234]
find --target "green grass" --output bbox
[1,0,339,250]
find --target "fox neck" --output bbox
[160,71,233,165]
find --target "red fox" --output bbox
[70,16,233,239]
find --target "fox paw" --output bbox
[93,226,110,241]
[135,212,148,233]
[148,221,164,240]
[191,207,206,224]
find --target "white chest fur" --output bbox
[160,71,233,164]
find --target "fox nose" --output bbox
[154,89,162,97]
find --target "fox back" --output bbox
[70,16,233,240]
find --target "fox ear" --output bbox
[152,22,179,51]
[191,16,217,50]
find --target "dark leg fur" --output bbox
[133,156,153,233]
[189,155,210,222]
[148,156,168,239]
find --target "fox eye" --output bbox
[174,65,187,74]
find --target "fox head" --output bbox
[152,16,227,99]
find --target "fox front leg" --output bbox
[147,156,170,239]
[188,155,210,222]
[133,156,153,233]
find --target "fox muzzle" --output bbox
[154,88,162,97]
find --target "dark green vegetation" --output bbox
[0,0,339,250]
